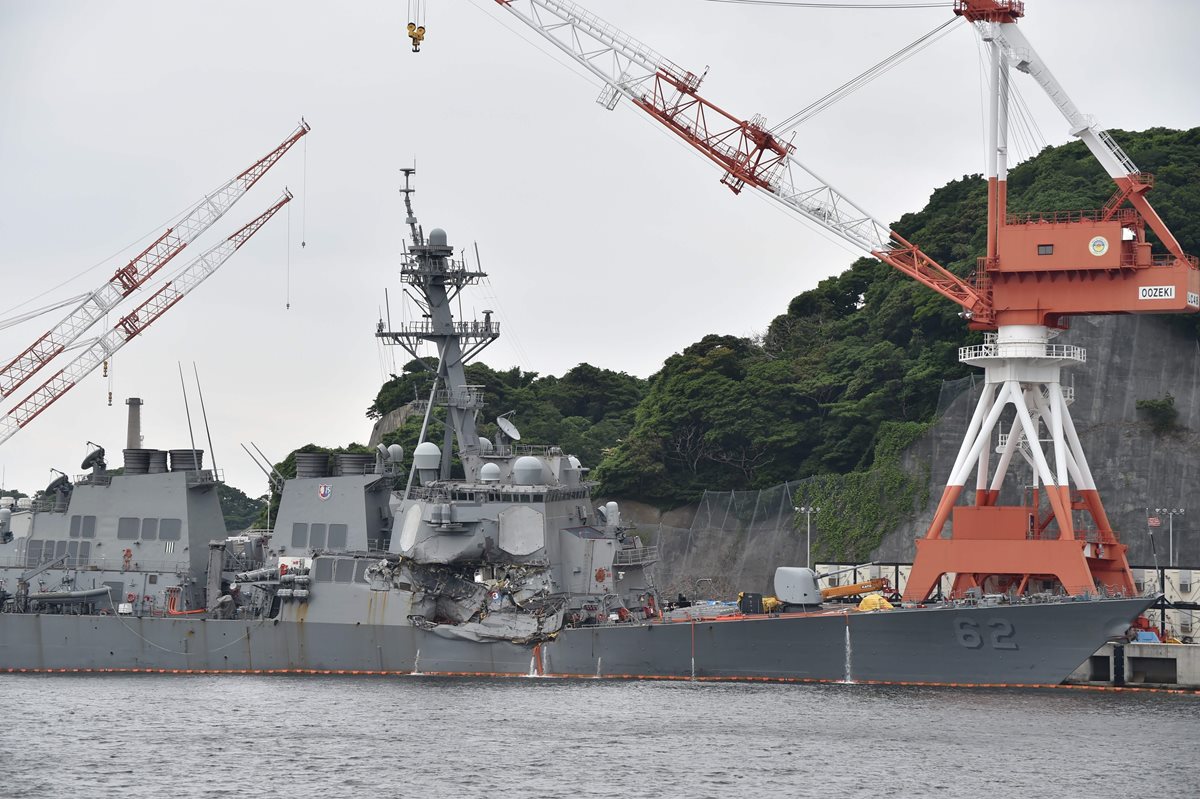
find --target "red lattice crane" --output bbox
[0,191,293,447]
[493,0,1198,600]
[0,121,309,401]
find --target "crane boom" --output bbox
[0,191,293,448]
[0,121,310,400]
[493,0,991,322]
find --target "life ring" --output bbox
[279,563,289,576]
[126,593,136,603]
[595,567,607,582]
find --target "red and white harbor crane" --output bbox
[0,191,293,448]
[0,121,309,401]
[491,0,1198,600]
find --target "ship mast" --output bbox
[377,170,500,479]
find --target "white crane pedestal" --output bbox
[903,325,1137,601]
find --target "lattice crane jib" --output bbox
[0,121,310,401]
[0,192,293,448]
[493,0,991,325]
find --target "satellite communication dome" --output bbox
[413,442,441,470]
[480,463,502,483]
[568,455,582,469]
[512,456,544,486]
[428,228,448,246]
[387,444,405,463]
[479,438,494,454]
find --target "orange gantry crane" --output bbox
[492,0,1198,600]
[0,121,309,401]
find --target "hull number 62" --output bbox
[954,617,1018,650]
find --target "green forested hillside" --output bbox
[216,483,267,532]
[595,127,1200,506]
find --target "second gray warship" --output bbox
[0,177,1154,685]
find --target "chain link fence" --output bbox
[635,481,813,601]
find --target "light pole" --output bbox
[796,506,819,569]
[1154,507,1185,568]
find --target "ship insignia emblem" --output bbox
[317,483,332,501]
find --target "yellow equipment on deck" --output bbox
[857,594,894,612]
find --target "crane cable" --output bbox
[770,16,963,135]
[407,0,427,51]
[972,31,1046,166]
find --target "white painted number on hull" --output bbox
[954,617,1018,650]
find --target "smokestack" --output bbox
[126,397,143,449]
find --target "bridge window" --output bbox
[159,518,182,541]
[310,523,327,550]
[1038,244,1054,255]
[328,523,348,550]
[118,517,140,540]
[291,522,307,548]
[141,518,158,541]
[334,558,354,583]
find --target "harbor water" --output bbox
[1,675,1197,798]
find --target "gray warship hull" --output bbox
[0,596,1152,685]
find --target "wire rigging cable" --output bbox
[706,1,953,9]
[0,196,201,322]
[0,294,89,332]
[770,17,963,135]
[286,201,292,310]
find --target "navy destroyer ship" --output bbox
[0,177,1154,685]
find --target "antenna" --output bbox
[241,442,282,493]
[403,349,445,500]
[400,167,421,245]
[193,363,218,477]
[177,362,198,458]
[250,442,286,486]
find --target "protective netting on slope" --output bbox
[636,480,818,601]
[936,373,981,416]
[635,376,984,600]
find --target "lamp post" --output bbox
[796,505,819,569]
[1154,507,1185,568]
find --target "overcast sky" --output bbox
[1,0,1198,498]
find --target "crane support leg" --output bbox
[905,325,1136,601]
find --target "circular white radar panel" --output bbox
[497,416,521,441]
